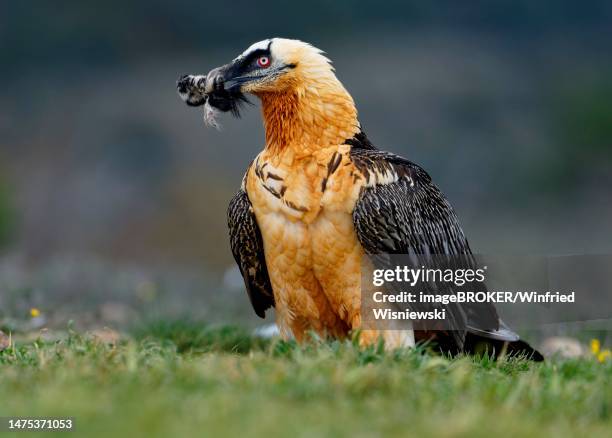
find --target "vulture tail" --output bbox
[422,320,544,361]
[464,320,544,361]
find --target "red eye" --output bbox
[257,56,270,68]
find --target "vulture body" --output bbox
[178,38,542,360]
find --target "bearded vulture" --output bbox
[177,38,542,360]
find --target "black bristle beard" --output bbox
[207,88,251,118]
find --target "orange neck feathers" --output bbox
[259,77,359,157]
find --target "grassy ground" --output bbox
[0,322,610,438]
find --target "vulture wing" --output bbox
[227,188,274,318]
[348,133,517,350]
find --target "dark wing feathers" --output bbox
[350,146,472,257]
[350,143,510,347]
[227,189,274,318]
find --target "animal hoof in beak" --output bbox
[176,74,207,107]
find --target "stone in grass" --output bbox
[89,328,122,345]
[0,330,10,351]
[540,336,585,358]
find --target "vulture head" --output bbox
[177,38,348,129]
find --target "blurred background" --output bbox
[0,1,611,337]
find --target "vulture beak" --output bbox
[177,63,249,116]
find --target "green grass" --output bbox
[0,322,610,438]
